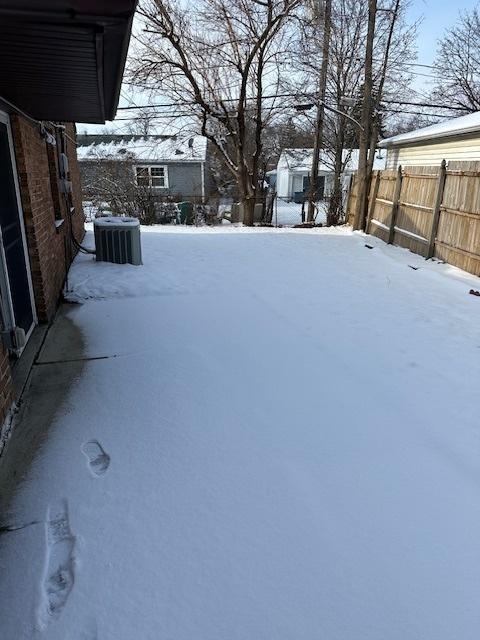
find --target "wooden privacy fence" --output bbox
[347,161,480,277]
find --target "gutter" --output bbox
[109,3,139,119]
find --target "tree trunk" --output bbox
[327,137,344,225]
[353,0,376,231]
[307,0,332,223]
[242,196,255,226]
[236,161,255,227]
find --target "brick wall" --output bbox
[0,116,84,432]
[10,116,85,322]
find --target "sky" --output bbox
[408,0,472,65]
[79,0,479,135]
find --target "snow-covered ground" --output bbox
[274,199,327,226]
[1,226,480,639]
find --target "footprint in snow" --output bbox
[82,440,110,476]
[38,500,75,628]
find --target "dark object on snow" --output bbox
[293,222,316,229]
[365,244,374,249]
[293,191,306,204]
[408,265,419,270]
[469,289,480,297]
[178,201,194,225]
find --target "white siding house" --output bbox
[276,148,386,200]
[379,112,480,169]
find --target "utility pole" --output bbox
[367,0,401,179]
[306,0,332,223]
[353,0,377,231]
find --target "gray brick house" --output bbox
[77,135,210,207]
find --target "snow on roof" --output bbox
[379,111,480,148]
[77,135,208,163]
[277,148,386,172]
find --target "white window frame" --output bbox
[0,109,37,347]
[134,165,169,189]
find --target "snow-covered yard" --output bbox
[274,198,327,225]
[1,226,479,639]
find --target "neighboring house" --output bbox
[379,112,480,169]
[276,148,386,200]
[0,1,136,439]
[77,135,210,204]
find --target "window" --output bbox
[151,166,167,187]
[135,167,149,186]
[135,165,168,188]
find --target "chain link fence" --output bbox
[85,190,347,228]
[84,194,225,226]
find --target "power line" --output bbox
[116,94,470,114]
[111,106,453,124]
[116,93,298,111]
[380,107,451,119]
[113,113,204,121]
[380,99,468,112]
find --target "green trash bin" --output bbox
[178,201,194,225]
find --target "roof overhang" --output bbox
[378,129,480,149]
[0,1,137,123]
[378,111,480,149]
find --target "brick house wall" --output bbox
[10,117,84,322]
[0,115,84,430]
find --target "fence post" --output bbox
[388,164,403,244]
[426,159,447,259]
[366,171,381,234]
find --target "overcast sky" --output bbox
[80,1,478,134]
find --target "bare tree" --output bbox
[290,0,416,227]
[82,150,159,225]
[325,0,368,225]
[352,0,377,231]
[126,106,158,136]
[306,0,332,223]
[431,6,480,113]
[384,112,440,138]
[353,0,416,230]
[130,0,301,226]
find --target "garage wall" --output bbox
[386,135,480,169]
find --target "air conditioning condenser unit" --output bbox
[93,216,142,266]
